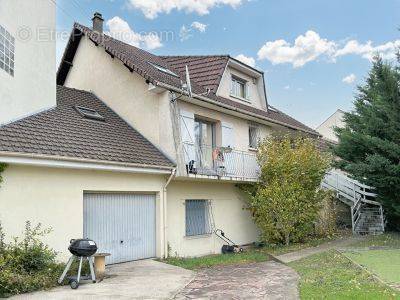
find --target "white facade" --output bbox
[316,109,345,143]
[58,27,308,258]
[0,13,313,261]
[0,0,56,125]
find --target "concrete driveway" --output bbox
[11,259,195,300]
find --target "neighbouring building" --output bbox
[0,0,56,125]
[316,109,345,143]
[0,7,320,263]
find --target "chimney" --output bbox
[92,12,104,34]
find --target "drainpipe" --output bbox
[163,168,176,258]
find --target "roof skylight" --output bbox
[75,106,105,121]
[147,61,179,78]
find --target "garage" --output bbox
[83,193,156,264]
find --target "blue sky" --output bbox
[56,0,400,128]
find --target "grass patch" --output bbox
[163,249,270,270]
[349,232,400,248]
[289,250,399,299]
[163,234,349,270]
[264,235,344,256]
[343,250,400,285]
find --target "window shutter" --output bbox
[221,122,235,148]
[180,110,196,163]
[245,82,251,100]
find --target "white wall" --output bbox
[0,0,56,125]
[0,165,167,261]
[316,110,345,143]
[167,180,259,257]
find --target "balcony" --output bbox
[179,142,260,181]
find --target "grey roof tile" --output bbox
[0,86,174,168]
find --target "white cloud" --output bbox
[342,73,356,84]
[284,85,290,90]
[335,39,400,61]
[257,31,336,68]
[257,30,400,68]
[179,22,207,41]
[179,25,192,41]
[235,54,256,67]
[106,16,162,50]
[126,0,247,19]
[191,21,207,32]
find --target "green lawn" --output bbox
[289,250,399,300]
[344,250,400,285]
[349,232,400,248]
[163,249,270,270]
[162,235,341,270]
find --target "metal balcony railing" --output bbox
[180,142,260,180]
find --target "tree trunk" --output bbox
[285,233,290,246]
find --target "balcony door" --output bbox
[194,119,215,171]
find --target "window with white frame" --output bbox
[0,25,15,77]
[249,124,260,149]
[230,76,249,100]
[185,200,213,236]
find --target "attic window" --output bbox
[231,76,250,101]
[147,61,179,78]
[75,106,105,121]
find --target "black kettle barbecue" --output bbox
[58,239,98,289]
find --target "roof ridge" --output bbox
[160,55,230,58]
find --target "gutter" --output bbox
[162,168,176,258]
[0,152,175,174]
[155,81,318,136]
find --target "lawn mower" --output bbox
[214,229,244,254]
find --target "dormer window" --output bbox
[231,76,250,101]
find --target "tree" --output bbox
[243,136,331,245]
[334,57,400,229]
[0,163,6,187]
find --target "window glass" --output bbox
[249,124,260,149]
[0,24,14,77]
[185,200,212,236]
[231,76,248,99]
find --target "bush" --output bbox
[242,136,331,245]
[0,221,64,298]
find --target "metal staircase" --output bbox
[322,170,385,235]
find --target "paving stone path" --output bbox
[174,261,299,300]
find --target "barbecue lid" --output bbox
[68,239,98,257]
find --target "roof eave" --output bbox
[0,151,175,174]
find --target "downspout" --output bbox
[163,168,176,258]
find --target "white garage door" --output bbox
[83,193,156,265]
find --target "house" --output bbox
[0,7,319,264]
[316,109,345,143]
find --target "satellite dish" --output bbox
[185,65,193,98]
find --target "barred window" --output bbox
[249,124,260,149]
[185,200,213,236]
[0,24,15,77]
